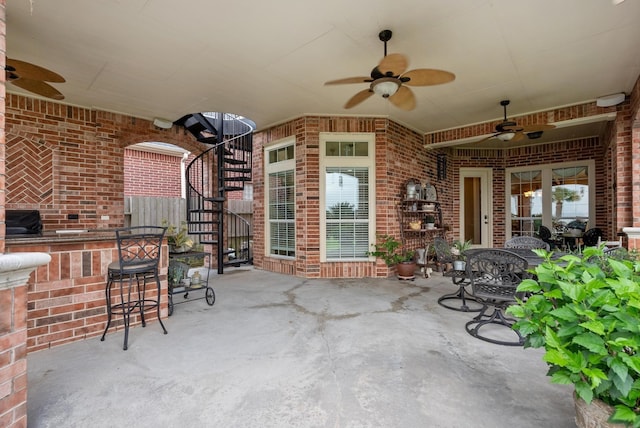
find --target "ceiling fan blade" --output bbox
[475,133,500,144]
[389,86,416,111]
[511,131,526,142]
[6,59,65,83]
[517,124,556,132]
[325,76,371,85]
[344,89,374,109]
[10,78,65,100]
[401,68,456,86]
[378,53,408,76]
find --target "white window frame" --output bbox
[319,132,376,262]
[505,160,595,239]
[264,138,295,259]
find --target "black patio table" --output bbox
[437,248,564,312]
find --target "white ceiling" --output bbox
[6,0,640,135]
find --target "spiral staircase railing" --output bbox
[180,112,254,273]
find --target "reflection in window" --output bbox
[325,141,368,157]
[510,170,542,237]
[268,170,295,257]
[508,164,591,238]
[325,167,369,259]
[266,142,295,257]
[552,166,588,230]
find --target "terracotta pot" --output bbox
[574,392,625,428]
[396,261,417,279]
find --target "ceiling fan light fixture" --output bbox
[497,132,515,141]
[371,78,400,98]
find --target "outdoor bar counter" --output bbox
[5,230,169,352]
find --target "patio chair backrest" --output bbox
[466,249,529,302]
[582,228,603,247]
[433,237,455,270]
[114,226,167,273]
[504,236,549,251]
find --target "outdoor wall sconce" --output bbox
[437,154,447,181]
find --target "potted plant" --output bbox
[450,239,472,270]
[367,234,416,279]
[424,214,436,229]
[506,247,640,427]
[163,220,194,253]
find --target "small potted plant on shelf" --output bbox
[506,247,640,427]
[424,214,436,230]
[450,239,472,271]
[163,220,194,253]
[367,234,416,279]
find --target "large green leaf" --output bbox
[572,332,607,354]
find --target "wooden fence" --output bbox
[125,196,254,244]
[125,196,186,228]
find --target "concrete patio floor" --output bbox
[27,267,576,428]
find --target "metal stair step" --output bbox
[223,158,247,165]
[198,136,218,144]
[223,167,251,173]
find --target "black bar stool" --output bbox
[101,226,168,350]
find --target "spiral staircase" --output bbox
[175,112,254,273]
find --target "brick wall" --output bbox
[4,95,203,232]
[0,3,29,426]
[253,116,443,278]
[124,149,183,197]
[5,238,169,353]
[253,103,630,279]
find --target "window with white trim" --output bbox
[507,161,594,238]
[265,141,295,257]
[320,133,375,262]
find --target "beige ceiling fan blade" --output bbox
[378,53,408,77]
[401,68,455,86]
[389,86,416,111]
[10,78,65,100]
[517,123,556,132]
[324,76,371,85]
[511,131,526,142]
[6,58,65,82]
[475,133,499,144]
[344,89,374,109]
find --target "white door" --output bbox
[459,168,493,248]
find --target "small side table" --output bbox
[168,251,215,315]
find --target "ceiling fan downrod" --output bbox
[379,29,392,57]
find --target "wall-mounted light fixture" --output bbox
[153,117,174,129]
[437,154,447,181]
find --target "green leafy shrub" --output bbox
[367,234,414,266]
[507,246,640,426]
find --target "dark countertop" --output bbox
[5,229,119,245]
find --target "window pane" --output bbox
[325,167,369,259]
[552,166,589,231]
[268,168,295,256]
[507,165,591,239]
[510,170,542,237]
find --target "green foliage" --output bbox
[451,239,472,260]
[367,234,415,266]
[162,220,194,249]
[507,246,640,426]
